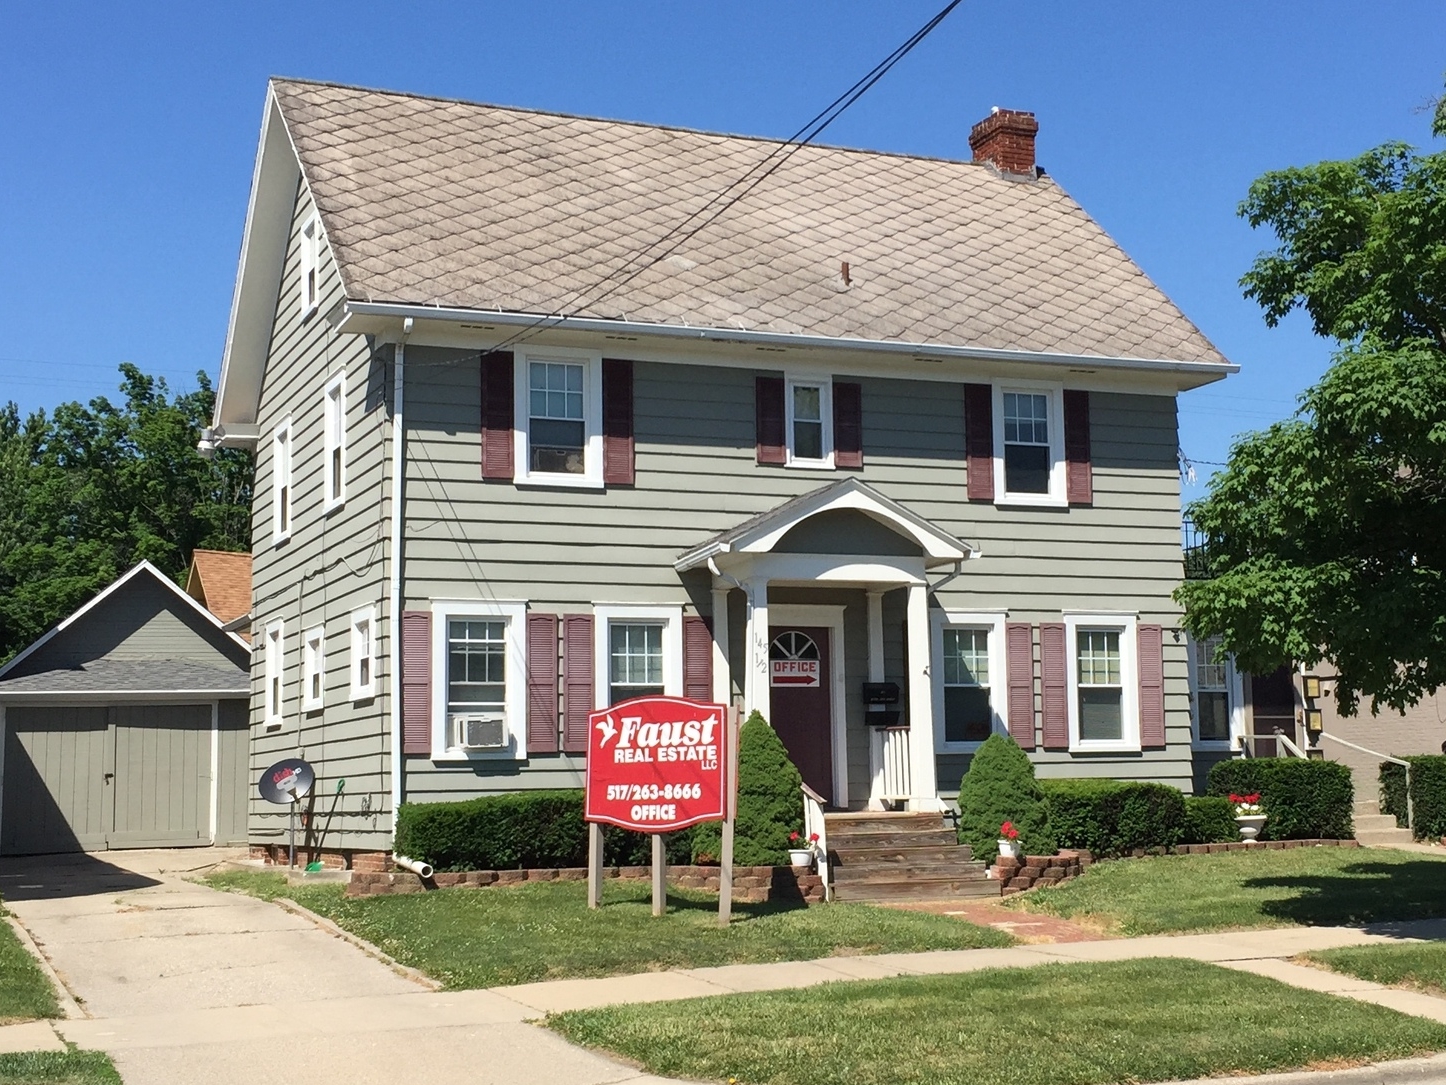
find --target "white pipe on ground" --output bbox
[393,853,433,879]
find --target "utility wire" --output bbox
[483,0,965,358]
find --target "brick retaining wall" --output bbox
[345,863,826,903]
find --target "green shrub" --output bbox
[692,711,804,866]
[1183,796,1239,844]
[1380,756,1446,839]
[395,790,690,871]
[1206,759,1353,840]
[1041,779,1186,857]
[956,734,1053,864]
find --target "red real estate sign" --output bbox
[584,696,729,834]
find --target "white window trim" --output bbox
[350,606,378,702]
[323,370,347,513]
[430,599,529,761]
[1188,634,1246,751]
[1064,612,1140,753]
[785,375,834,470]
[513,348,604,490]
[593,605,684,708]
[272,417,292,546]
[930,611,1008,753]
[992,381,1067,507]
[301,626,325,713]
[300,215,320,318]
[264,620,285,727]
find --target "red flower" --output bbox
[1000,821,1020,840]
[789,831,801,843]
[809,833,820,843]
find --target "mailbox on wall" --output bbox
[863,682,901,727]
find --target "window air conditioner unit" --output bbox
[452,714,507,750]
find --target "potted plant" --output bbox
[1231,793,1267,842]
[997,820,1021,859]
[788,831,820,868]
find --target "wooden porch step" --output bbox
[834,861,989,881]
[825,812,947,833]
[830,844,977,864]
[833,876,1000,902]
[826,829,961,850]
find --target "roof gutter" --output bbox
[342,300,1239,379]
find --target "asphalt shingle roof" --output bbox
[0,659,249,695]
[272,79,1227,364]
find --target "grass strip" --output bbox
[0,1051,121,1085]
[0,908,60,1024]
[204,870,1012,989]
[550,957,1446,1085]
[1008,846,1446,935]
[1304,942,1446,996]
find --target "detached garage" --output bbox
[0,562,251,856]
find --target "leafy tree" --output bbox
[0,364,251,662]
[1178,78,1446,714]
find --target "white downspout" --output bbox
[388,318,412,833]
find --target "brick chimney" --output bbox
[969,107,1039,177]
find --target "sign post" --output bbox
[718,706,739,927]
[583,695,729,918]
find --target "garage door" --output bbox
[2,704,211,855]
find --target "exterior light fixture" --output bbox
[1302,675,1322,700]
[1304,708,1324,733]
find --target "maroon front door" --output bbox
[768,627,833,804]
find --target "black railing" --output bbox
[1182,516,1214,580]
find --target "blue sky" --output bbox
[2,2,1442,486]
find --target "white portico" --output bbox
[675,479,975,812]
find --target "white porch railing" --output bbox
[801,783,832,901]
[1317,731,1414,833]
[870,726,912,806]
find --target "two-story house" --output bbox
[208,79,1236,868]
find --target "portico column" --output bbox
[744,579,771,723]
[906,581,942,811]
[710,583,731,708]
[866,589,888,811]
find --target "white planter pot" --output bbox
[1235,815,1267,843]
[789,849,815,869]
[998,839,1017,859]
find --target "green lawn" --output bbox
[1304,942,1446,996]
[0,907,60,1024]
[0,1052,121,1085]
[550,957,1446,1085]
[204,871,1012,989]
[1008,847,1446,936]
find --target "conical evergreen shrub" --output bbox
[956,733,1054,863]
[692,710,804,866]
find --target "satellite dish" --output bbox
[259,758,315,805]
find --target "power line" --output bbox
[483,0,965,359]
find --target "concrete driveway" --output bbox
[2,849,678,1085]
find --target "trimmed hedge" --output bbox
[957,735,1054,864]
[395,790,690,872]
[1042,779,1186,857]
[1206,759,1353,840]
[693,711,804,866]
[1184,796,1239,844]
[1380,755,1446,840]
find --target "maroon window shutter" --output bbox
[832,381,863,469]
[683,616,713,702]
[602,358,635,486]
[1040,622,1069,750]
[480,351,515,480]
[964,383,994,502]
[1138,623,1166,748]
[756,376,786,465]
[562,615,594,754]
[526,613,559,754]
[1005,622,1035,750]
[401,610,432,755]
[1064,389,1093,506]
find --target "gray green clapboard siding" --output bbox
[2,706,109,854]
[248,180,394,852]
[216,698,250,845]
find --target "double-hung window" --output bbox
[593,606,682,707]
[323,371,346,511]
[302,626,325,712]
[514,350,603,487]
[1191,635,1236,746]
[932,612,1006,749]
[264,620,285,729]
[430,600,528,758]
[993,384,1065,505]
[350,606,377,701]
[300,215,321,316]
[786,378,833,468]
[272,418,292,545]
[1065,613,1140,751]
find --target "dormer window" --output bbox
[300,215,321,317]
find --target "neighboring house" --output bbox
[0,562,252,856]
[208,79,1236,868]
[185,549,253,641]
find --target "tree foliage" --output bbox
[1178,79,1446,713]
[0,364,251,662]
